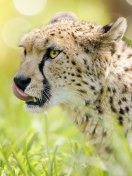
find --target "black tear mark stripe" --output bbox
[39,56,45,77]
[38,52,51,104]
[39,52,50,82]
[39,51,50,77]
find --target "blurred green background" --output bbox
[0,0,132,175]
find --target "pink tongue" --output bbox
[13,81,33,101]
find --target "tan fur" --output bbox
[14,12,132,155]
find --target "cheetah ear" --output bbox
[49,11,78,24]
[101,17,127,42]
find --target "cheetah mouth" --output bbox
[26,97,47,107]
[13,81,50,107]
[26,87,50,107]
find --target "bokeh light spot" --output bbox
[126,0,132,6]
[2,18,31,48]
[125,15,132,40]
[13,0,47,16]
[0,0,5,3]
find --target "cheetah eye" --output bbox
[49,49,60,59]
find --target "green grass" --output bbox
[0,76,132,176]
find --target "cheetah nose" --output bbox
[14,76,31,91]
[13,80,33,101]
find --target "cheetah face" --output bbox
[13,12,82,113]
[13,12,127,113]
[13,35,83,113]
[13,46,76,113]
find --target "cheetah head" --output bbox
[13,12,127,113]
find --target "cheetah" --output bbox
[13,11,132,155]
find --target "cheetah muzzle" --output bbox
[13,62,51,108]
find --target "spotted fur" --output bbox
[14,12,132,155]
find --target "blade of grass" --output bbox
[50,146,58,176]
[12,150,28,176]
[23,145,38,176]
[0,147,15,176]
